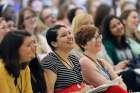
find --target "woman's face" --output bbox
[85,32,102,53]
[23,10,37,30]
[126,11,139,30]
[19,36,36,63]
[7,20,17,31]
[54,27,74,51]
[110,18,125,37]
[41,8,56,26]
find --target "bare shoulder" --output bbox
[97,58,113,68]
[80,57,97,69]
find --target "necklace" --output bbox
[54,51,74,69]
[83,53,112,80]
[83,53,102,68]
[83,53,97,63]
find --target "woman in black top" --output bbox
[29,57,46,93]
[41,25,86,93]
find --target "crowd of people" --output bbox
[0,0,140,93]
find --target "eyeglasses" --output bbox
[43,14,54,20]
[24,15,36,20]
[91,34,102,42]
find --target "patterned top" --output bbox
[41,52,83,90]
[95,61,112,80]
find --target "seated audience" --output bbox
[41,24,88,93]
[101,15,140,91]
[75,25,128,93]
[0,31,36,93]
[120,9,140,57]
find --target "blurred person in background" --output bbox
[67,7,85,25]
[136,0,140,18]
[18,7,49,55]
[72,13,93,35]
[18,7,47,93]
[70,13,94,59]
[120,9,140,57]
[120,1,136,13]
[55,2,70,26]
[86,0,102,21]
[0,17,10,42]
[40,6,56,29]
[94,4,115,29]
[30,0,43,13]
[1,4,17,24]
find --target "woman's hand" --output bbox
[114,60,129,74]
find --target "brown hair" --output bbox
[18,7,36,29]
[120,9,137,21]
[75,25,98,51]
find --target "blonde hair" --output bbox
[71,13,93,34]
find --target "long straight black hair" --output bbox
[0,30,31,78]
[101,15,129,49]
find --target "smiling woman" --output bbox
[75,24,128,93]
[41,24,89,93]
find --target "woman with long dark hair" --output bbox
[0,31,36,93]
[101,15,139,91]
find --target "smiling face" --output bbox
[23,9,37,32]
[85,32,102,53]
[109,18,125,37]
[19,36,36,63]
[41,8,56,26]
[125,11,139,31]
[53,27,74,51]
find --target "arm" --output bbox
[24,66,33,93]
[80,57,111,87]
[99,59,127,89]
[44,69,57,93]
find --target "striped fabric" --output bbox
[41,52,83,90]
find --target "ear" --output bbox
[51,41,57,48]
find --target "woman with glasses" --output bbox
[18,7,49,55]
[18,7,47,93]
[40,6,56,29]
[75,25,127,93]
